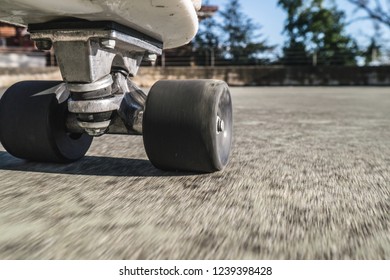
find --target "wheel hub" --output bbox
[217,116,225,134]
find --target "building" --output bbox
[0,22,34,48]
[0,22,47,67]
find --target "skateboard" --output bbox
[0,0,232,173]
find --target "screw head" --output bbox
[101,39,116,49]
[85,128,105,137]
[144,53,158,62]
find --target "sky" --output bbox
[208,0,390,51]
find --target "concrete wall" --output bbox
[0,67,61,88]
[1,66,389,88]
[0,53,46,68]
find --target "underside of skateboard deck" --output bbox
[0,0,201,49]
[0,0,233,173]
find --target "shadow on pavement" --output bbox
[0,151,195,177]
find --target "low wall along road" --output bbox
[1,66,390,88]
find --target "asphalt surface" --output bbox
[0,86,389,260]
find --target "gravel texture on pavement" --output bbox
[0,86,389,259]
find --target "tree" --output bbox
[346,0,390,65]
[347,0,390,28]
[193,1,221,66]
[362,37,382,65]
[219,0,273,65]
[278,0,359,65]
[281,41,312,65]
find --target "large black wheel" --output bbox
[143,79,233,173]
[0,81,93,163]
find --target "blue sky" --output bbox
[208,0,390,50]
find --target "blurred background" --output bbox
[1,0,390,87]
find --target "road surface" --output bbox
[0,87,389,259]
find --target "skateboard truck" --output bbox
[65,71,146,136]
[0,20,233,173]
[30,21,163,137]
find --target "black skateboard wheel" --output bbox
[143,79,233,173]
[0,81,92,162]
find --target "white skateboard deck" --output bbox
[0,0,201,49]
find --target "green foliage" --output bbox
[193,7,222,66]
[219,0,273,64]
[194,0,273,65]
[281,41,311,65]
[278,0,359,65]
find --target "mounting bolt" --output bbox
[35,40,52,51]
[101,39,116,49]
[85,128,106,137]
[144,53,158,62]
